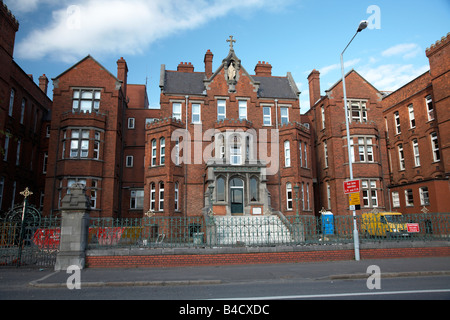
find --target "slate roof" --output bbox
[161,68,299,99]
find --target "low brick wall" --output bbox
[85,241,450,268]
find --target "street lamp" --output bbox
[341,20,368,261]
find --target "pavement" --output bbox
[1,256,447,289]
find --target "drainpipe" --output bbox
[275,99,282,213]
[184,96,189,218]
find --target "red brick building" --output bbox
[305,69,390,216]
[381,33,450,214]
[0,1,51,214]
[145,42,314,218]
[43,55,158,218]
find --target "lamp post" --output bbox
[341,20,368,261]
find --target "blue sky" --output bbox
[5,0,450,111]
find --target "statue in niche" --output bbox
[227,62,236,81]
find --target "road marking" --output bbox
[214,289,450,300]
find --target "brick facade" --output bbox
[1,0,448,221]
[0,1,51,214]
[146,45,314,218]
[381,33,450,214]
[305,69,390,216]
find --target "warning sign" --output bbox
[349,193,361,206]
[344,180,360,194]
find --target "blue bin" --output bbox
[321,212,334,235]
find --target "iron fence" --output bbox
[87,213,449,249]
[0,216,61,267]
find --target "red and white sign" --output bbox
[407,223,420,233]
[344,180,360,194]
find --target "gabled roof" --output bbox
[52,55,121,82]
[326,69,381,94]
[160,49,300,99]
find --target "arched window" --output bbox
[284,140,291,167]
[250,177,258,202]
[174,182,179,211]
[151,139,156,166]
[216,177,225,202]
[160,137,165,165]
[286,182,293,210]
[230,136,242,165]
[159,182,164,211]
[150,183,156,211]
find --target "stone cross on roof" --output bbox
[227,35,236,50]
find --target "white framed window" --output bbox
[20,99,26,124]
[408,104,415,128]
[126,155,134,167]
[192,104,201,123]
[230,136,242,165]
[398,144,405,170]
[263,107,271,126]
[175,138,180,165]
[419,187,430,206]
[280,107,289,125]
[324,141,328,167]
[158,182,164,211]
[238,100,247,120]
[348,100,367,123]
[150,183,156,211]
[72,89,101,113]
[15,139,21,166]
[11,181,16,209]
[284,140,291,167]
[160,137,165,165]
[362,180,378,208]
[8,89,15,117]
[301,183,305,210]
[306,183,310,210]
[426,95,434,121]
[174,182,179,211]
[128,118,135,129]
[286,182,293,210]
[321,105,325,129]
[299,142,302,167]
[430,132,440,162]
[405,189,414,206]
[172,102,182,120]
[304,142,308,168]
[43,152,48,174]
[151,139,157,166]
[392,191,400,208]
[357,137,374,162]
[130,190,144,209]
[326,183,331,210]
[217,100,226,121]
[90,180,98,209]
[93,131,101,160]
[394,111,401,134]
[412,139,420,167]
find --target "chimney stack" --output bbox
[117,57,128,97]
[254,61,272,77]
[177,62,194,73]
[307,69,321,107]
[39,74,49,95]
[204,49,213,78]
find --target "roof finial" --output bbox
[227,35,236,50]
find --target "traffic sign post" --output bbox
[344,180,360,194]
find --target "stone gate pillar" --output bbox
[55,183,91,271]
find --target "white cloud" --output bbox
[359,63,429,91]
[13,0,286,62]
[319,58,361,76]
[381,43,422,59]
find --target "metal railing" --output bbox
[87,213,449,249]
[0,216,61,267]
